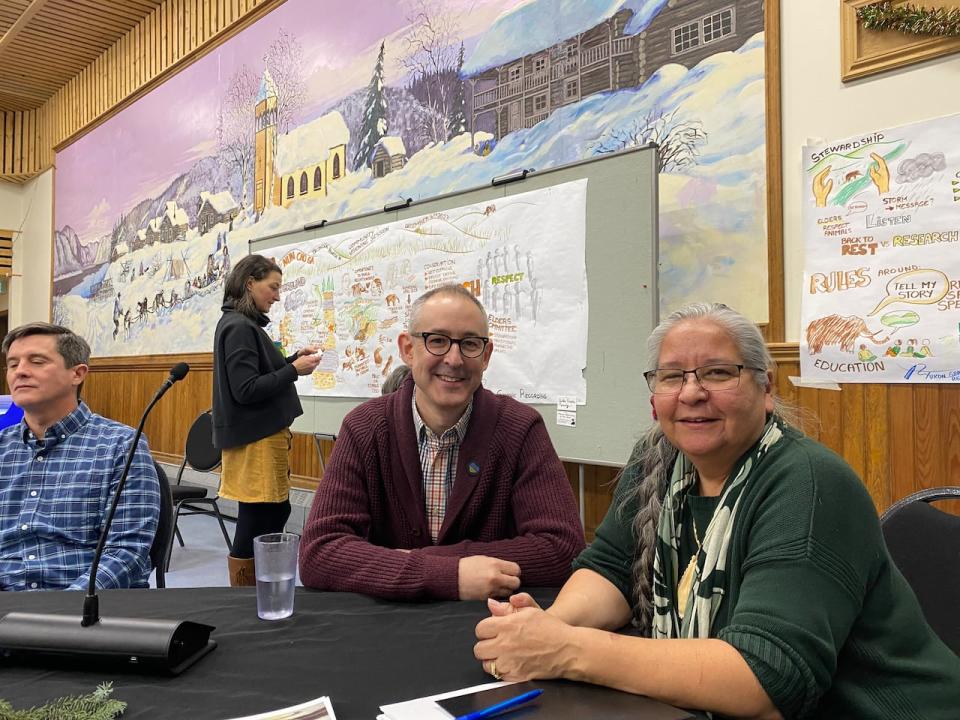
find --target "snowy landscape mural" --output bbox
[54,0,770,358]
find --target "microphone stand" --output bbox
[0,364,216,675]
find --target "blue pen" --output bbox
[454,688,544,720]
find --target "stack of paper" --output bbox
[227,696,337,719]
[378,681,510,720]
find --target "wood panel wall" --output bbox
[0,0,284,183]
[0,109,40,181]
[83,345,960,539]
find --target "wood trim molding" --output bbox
[767,341,800,363]
[841,0,960,82]
[89,352,214,372]
[764,0,785,342]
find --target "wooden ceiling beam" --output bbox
[0,0,52,62]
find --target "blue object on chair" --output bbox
[0,396,24,430]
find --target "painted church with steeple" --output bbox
[253,68,349,217]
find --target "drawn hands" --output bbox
[813,166,833,207]
[869,152,890,193]
[813,152,889,207]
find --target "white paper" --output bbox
[265,181,589,403]
[556,395,577,411]
[801,115,960,384]
[225,695,336,719]
[379,681,512,720]
[787,375,841,391]
[556,409,577,427]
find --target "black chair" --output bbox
[150,460,175,589]
[881,486,960,655]
[167,410,232,571]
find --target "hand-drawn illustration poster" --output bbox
[269,180,587,402]
[53,0,771,358]
[801,113,960,384]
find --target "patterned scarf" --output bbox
[651,417,785,639]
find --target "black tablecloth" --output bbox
[0,587,699,720]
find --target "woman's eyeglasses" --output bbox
[643,363,763,394]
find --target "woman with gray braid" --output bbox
[474,303,960,719]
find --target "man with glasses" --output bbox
[300,284,584,601]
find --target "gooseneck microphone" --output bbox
[81,360,192,627]
[0,362,217,675]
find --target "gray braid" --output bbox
[617,425,677,634]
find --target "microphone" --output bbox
[158,362,190,397]
[0,363,217,675]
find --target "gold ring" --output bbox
[489,660,501,680]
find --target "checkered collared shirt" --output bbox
[412,391,473,543]
[0,402,160,591]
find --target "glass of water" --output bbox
[253,533,299,620]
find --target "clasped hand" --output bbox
[473,593,574,682]
[458,555,521,600]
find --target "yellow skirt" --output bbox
[219,428,292,503]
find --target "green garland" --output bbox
[0,683,126,720]
[857,1,960,36]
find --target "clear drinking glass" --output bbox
[253,532,299,620]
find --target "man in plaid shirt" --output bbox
[0,323,159,591]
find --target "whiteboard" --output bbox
[251,145,658,465]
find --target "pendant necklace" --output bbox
[676,513,701,620]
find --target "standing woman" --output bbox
[213,254,321,586]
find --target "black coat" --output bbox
[212,302,302,449]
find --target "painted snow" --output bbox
[54,0,770,360]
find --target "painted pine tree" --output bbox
[447,42,467,139]
[353,41,389,171]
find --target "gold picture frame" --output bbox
[841,0,960,81]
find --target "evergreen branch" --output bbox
[0,682,126,720]
[857,1,960,36]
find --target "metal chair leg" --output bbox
[166,502,184,572]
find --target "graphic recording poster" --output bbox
[801,114,960,384]
[266,180,588,402]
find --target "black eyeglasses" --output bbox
[414,332,489,358]
[643,363,763,394]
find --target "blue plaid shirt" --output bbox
[0,402,159,591]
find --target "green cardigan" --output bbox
[573,425,960,719]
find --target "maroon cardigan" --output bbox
[299,378,585,600]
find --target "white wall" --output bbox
[780,0,960,341]
[0,183,21,224]
[0,182,24,317]
[8,170,54,326]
